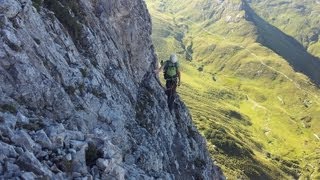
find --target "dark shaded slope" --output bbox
[243,1,320,86]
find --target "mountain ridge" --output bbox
[0,0,223,179]
[242,0,320,86]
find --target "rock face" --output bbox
[0,0,223,179]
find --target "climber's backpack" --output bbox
[163,60,178,80]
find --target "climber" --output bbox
[154,54,181,111]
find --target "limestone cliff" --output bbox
[0,0,223,179]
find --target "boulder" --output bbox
[101,165,126,180]
[65,153,72,161]
[11,130,40,152]
[72,172,82,178]
[66,130,85,141]
[90,166,100,179]
[46,124,66,148]
[16,151,52,176]
[0,112,17,128]
[21,172,37,180]
[1,29,22,51]
[96,158,110,171]
[33,130,53,149]
[0,141,18,157]
[69,140,87,151]
[0,123,14,141]
[17,112,29,124]
[5,161,21,177]
[36,150,49,160]
[72,144,88,175]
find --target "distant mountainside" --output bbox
[249,0,320,57]
[146,0,320,179]
[245,3,320,86]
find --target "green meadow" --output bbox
[146,0,320,179]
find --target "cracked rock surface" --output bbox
[0,0,224,179]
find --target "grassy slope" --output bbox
[249,0,320,58]
[146,0,320,179]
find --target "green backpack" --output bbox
[163,61,178,79]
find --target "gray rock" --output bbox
[50,164,61,173]
[72,144,88,174]
[124,154,135,165]
[21,172,36,180]
[18,0,32,13]
[66,130,85,141]
[56,148,62,155]
[11,130,39,152]
[0,163,3,174]
[0,141,18,157]
[5,161,20,176]
[45,123,65,136]
[36,150,48,159]
[64,130,86,148]
[0,154,6,162]
[100,162,126,180]
[65,153,72,161]
[1,29,22,51]
[0,15,8,28]
[82,175,93,180]
[33,130,53,149]
[69,140,86,151]
[17,112,29,124]
[16,151,52,176]
[0,0,21,18]
[68,148,77,154]
[14,147,24,155]
[96,158,109,171]
[5,157,15,163]
[45,160,53,167]
[101,174,117,180]
[46,124,66,148]
[72,172,82,178]
[91,166,100,179]
[1,112,17,128]
[0,125,14,143]
[53,172,68,180]
[51,133,65,149]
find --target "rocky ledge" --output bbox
[0,0,223,179]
